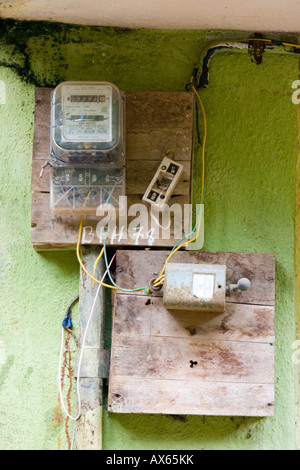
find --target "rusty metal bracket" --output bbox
[74,348,110,379]
[250,34,265,64]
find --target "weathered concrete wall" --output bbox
[0,20,298,450]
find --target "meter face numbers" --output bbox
[61,85,112,142]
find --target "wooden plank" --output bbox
[31,192,190,248]
[75,247,106,450]
[125,91,194,131]
[32,88,52,159]
[115,250,276,305]
[108,378,274,416]
[110,336,274,384]
[126,131,192,161]
[113,294,275,343]
[31,89,194,250]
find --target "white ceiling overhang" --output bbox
[1,0,300,32]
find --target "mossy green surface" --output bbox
[0,20,298,450]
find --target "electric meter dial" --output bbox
[50,81,125,169]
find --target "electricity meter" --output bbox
[50,81,125,168]
[49,81,126,214]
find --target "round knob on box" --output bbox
[237,278,251,291]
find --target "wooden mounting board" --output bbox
[31,88,194,250]
[108,250,275,417]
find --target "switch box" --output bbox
[163,263,226,312]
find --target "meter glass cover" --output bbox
[61,84,113,142]
[50,81,125,167]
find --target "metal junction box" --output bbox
[163,263,226,312]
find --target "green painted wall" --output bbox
[0,21,298,450]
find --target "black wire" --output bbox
[196,39,300,89]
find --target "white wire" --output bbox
[150,209,171,231]
[58,255,115,423]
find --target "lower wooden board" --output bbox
[109,378,274,416]
[108,250,275,416]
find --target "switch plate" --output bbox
[163,263,226,312]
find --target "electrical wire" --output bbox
[238,37,300,49]
[152,83,207,286]
[77,214,149,293]
[195,37,300,90]
[58,253,116,422]
[75,190,118,290]
[92,247,104,288]
[77,84,207,293]
[102,233,151,293]
[76,62,210,294]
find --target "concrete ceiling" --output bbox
[1,0,300,33]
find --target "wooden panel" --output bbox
[115,250,276,305]
[31,88,194,250]
[108,250,275,416]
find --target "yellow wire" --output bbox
[157,209,204,279]
[192,84,207,202]
[76,215,118,290]
[153,84,207,282]
[165,149,176,157]
[237,38,272,44]
[76,193,145,292]
[153,276,165,287]
[92,247,104,288]
[282,41,300,49]
[76,87,207,293]
[75,190,117,289]
[237,37,300,49]
[153,274,164,283]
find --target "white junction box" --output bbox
[163,263,226,312]
[142,156,183,208]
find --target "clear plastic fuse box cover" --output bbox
[50,166,126,215]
